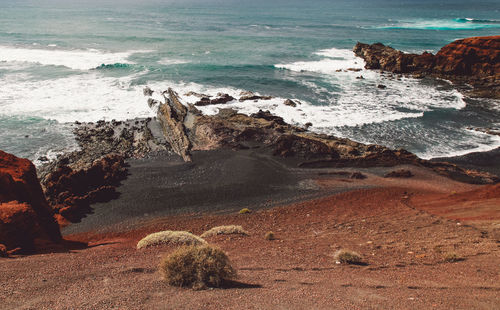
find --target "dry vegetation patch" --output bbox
[201,225,249,238]
[334,249,363,265]
[264,231,275,240]
[159,244,236,289]
[136,231,207,249]
[239,208,251,214]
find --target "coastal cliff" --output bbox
[353,36,500,98]
[0,151,61,253]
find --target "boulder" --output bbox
[239,91,273,102]
[0,150,61,253]
[195,94,235,106]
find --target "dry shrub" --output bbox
[159,244,236,289]
[334,249,363,264]
[264,231,275,240]
[201,225,249,238]
[136,231,206,249]
[239,208,251,214]
[443,252,463,263]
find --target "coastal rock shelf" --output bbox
[138,87,499,184]
[354,36,500,98]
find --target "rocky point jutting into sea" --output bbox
[354,35,500,99]
[1,36,499,255]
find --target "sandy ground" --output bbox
[1,158,499,309]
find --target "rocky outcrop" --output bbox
[195,93,235,106]
[157,88,193,162]
[353,36,500,98]
[43,155,127,225]
[239,91,273,102]
[143,89,499,184]
[0,150,61,253]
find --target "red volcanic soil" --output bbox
[0,150,61,253]
[435,36,500,76]
[1,166,499,309]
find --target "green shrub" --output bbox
[159,244,236,289]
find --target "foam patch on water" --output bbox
[0,46,150,70]
[0,72,155,123]
[417,129,500,160]
[158,58,189,65]
[276,47,364,74]
[379,18,500,30]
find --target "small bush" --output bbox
[265,231,275,240]
[159,244,236,289]
[334,249,363,264]
[201,225,249,238]
[443,252,463,263]
[137,231,206,249]
[239,208,251,214]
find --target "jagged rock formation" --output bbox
[157,88,193,162]
[148,90,498,184]
[354,36,500,98]
[0,150,61,253]
[43,155,127,225]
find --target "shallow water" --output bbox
[0,0,499,163]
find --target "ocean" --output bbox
[1,0,499,164]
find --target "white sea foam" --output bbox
[0,46,143,70]
[158,58,189,65]
[379,18,500,30]
[417,129,500,160]
[0,72,155,123]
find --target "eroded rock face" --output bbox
[157,88,193,161]
[354,36,500,98]
[43,155,127,225]
[0,150,61,252]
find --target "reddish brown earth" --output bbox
[354,36,500,98]
[0,150,61,253]
[1,166,498,309]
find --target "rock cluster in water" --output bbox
[353,36,500,98]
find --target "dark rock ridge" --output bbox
[149,88,497,184]
[37,117,169,226]
[156,88,193,162]
[43,155,127,225]
[0,150,61,253]
[353,36,500,98]
[194,93,235,106]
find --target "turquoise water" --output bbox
[1,0,499,163]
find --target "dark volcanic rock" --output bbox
[384,169,414,178]
[43,155,127,225]
[0,150,62,253]
[239,91,273,102]
[353,36,500,98]
[195,94,235,106]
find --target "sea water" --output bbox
[0,0,499,164]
